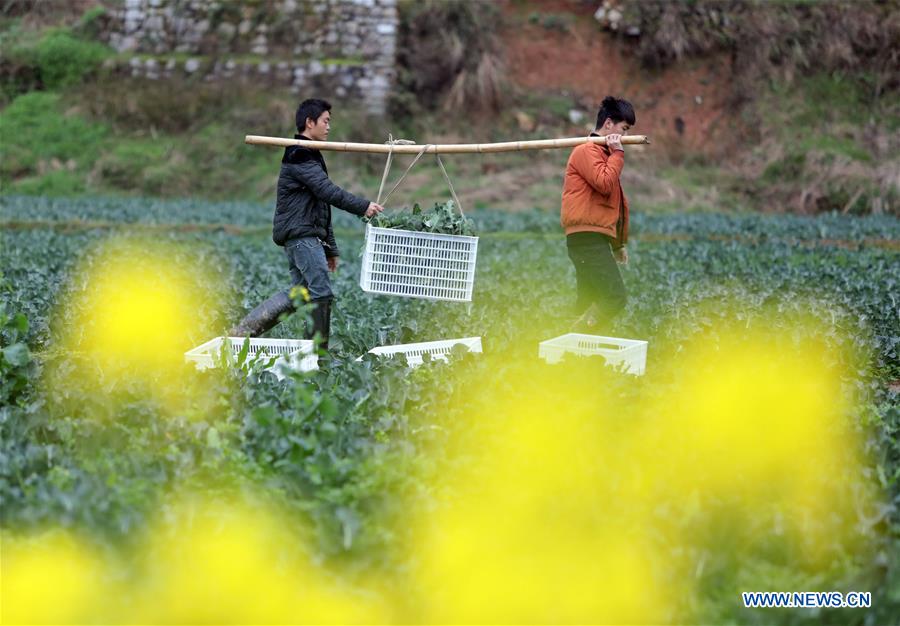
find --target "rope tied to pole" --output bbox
[374,135,466,217]
[375,135,418,205]
[435,154,465,217]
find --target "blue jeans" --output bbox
[284,236,333,301]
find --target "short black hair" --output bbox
[596,96,635,128]
[296,98,332,133]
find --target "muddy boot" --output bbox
[229,290,295,337]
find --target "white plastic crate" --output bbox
[358,336,482,367]
[538,333,648,375]
[185,337,318,380]
[359,223,478,302]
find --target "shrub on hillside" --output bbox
[1,25,111,97]
[611,1,900,97]
[30,28,110,89]
[393,0,507,116]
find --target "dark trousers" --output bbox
[566,232,627,324]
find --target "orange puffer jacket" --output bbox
[560,138,629,248]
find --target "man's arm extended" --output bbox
[292,160,370,216]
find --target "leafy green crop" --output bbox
[6,195,900,242]
[1,198,899,624]
[367,201,477,236]
[0,302,33,407]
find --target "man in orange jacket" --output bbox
[560,96,635,331]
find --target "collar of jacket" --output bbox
[294,133,317,148]
[589,131,612,156]
[284,134,327,169]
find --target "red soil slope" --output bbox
[500,0,743,159]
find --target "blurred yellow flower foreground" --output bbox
[2,496,387,624]
[2,315,882,624]
[44,237,226,416]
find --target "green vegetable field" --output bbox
[1,195,898,623]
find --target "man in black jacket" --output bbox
[230,98,383,351]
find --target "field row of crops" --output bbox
[4,195,900,240]
[1,195,898,623]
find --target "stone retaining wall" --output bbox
[103,0,397,113]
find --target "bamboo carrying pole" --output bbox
[244,134,650,154]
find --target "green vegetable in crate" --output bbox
[366,201,477,236]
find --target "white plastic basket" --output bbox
[358,336,482,367]
[185,336,318,380]
[359,223,478,302]
[538,333,648,375]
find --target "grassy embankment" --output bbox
[1,7,896,216]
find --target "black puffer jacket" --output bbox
[272,134,369,256]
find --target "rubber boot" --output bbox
[229,290,295,337]
[309,298,333,366]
